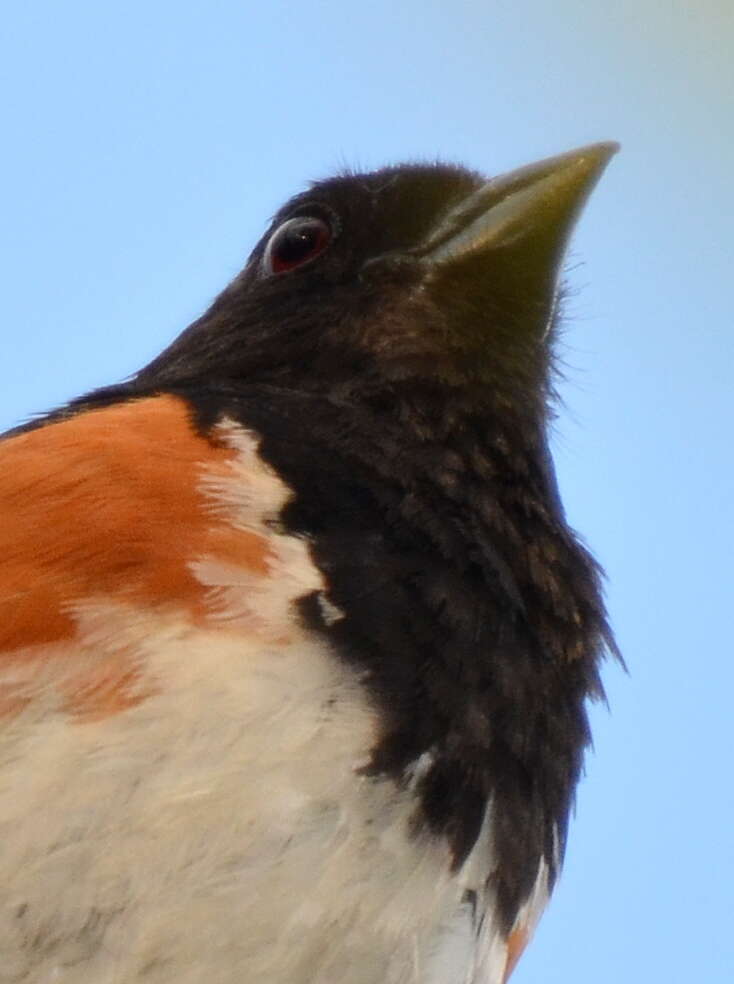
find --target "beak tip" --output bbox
[550,140,620,220]
[569,141,620,182]
[579,140,621,160]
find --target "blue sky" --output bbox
[1,2,732,981]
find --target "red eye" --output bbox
[262,216,332,275]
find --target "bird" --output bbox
[0,143,618,984]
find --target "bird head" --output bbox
[139,144,617,415]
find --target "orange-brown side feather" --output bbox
[502,924,530,983]
[0,395,272,718]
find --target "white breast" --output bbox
[0,610,503,983]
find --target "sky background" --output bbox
[1,2,732,982]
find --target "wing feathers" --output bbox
[0,396,293,720]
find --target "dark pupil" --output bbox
[276,222,321,264]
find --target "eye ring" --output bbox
[262,214,333,276]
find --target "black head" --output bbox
[138,144,618,412]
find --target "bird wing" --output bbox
[0,393,313,721]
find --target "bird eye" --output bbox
[262,216,333,275]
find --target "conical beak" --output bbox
[417,142,619,269]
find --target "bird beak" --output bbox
[417,142,619,271]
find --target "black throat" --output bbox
[177,377,613,932]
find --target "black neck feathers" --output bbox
[184,379,614,930]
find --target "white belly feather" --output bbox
[0,611,509,983]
